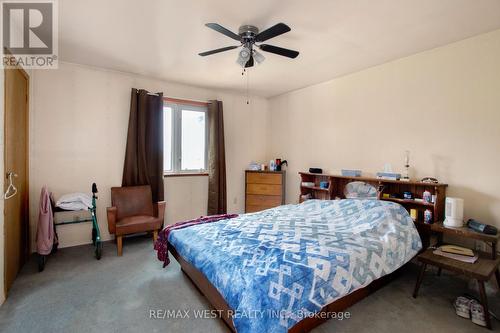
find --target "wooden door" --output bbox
[4,67,29,295]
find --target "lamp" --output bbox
[236,47,251,67]
[253,50,265,64]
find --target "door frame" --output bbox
[3,50,30,296]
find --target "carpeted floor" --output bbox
[0,236,498,333]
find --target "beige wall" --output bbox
[30,62,269,248]
[269,29,500,228]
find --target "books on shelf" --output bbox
[433,247,478,264]
[440,245,474,256]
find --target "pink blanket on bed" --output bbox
[154,214,238,267]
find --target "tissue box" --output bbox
[341,169,362,177]
[376,172,401,180]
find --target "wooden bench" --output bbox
[412,222,500,329]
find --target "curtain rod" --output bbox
[164,96,209,107]
[135,90,161,96]
[135,90,209,105]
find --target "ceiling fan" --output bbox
[199,23,299,68]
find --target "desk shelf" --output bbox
[381,197,435,207]
[299,171,446,220]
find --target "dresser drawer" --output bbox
[246,194,282,206]
[246,204,277,213]
[246,183,282,196]
[246,172,282,185]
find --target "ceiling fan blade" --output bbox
[259,44,299,58]
[199,45,239,56]
[205,23,241,41]
[245,56,254,68]
[255,23,291,42]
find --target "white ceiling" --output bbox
[59,0,500,97]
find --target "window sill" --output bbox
[164,172,209,178]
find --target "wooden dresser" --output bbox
[245,170,286,213]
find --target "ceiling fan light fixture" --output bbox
[253,50,265,64]
[201,22,299,67]
[236,46,251,67]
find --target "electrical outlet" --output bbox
[233,197,237,205]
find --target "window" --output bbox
[164,100,208,173]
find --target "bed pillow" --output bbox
[344,181,377,199]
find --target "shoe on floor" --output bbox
[470,300,487,327]
[454,296,472,319]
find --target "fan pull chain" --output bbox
[246,68,250,104]
[241,68,250,104]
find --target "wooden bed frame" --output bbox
[170,246,402,333]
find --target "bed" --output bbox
[165,199,422,333]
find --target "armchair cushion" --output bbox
[115,215,162,235]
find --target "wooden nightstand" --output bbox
[412,221,500,329]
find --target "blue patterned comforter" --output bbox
[168,199,422,332]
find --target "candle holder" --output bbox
[402,150,410,181]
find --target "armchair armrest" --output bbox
[106,206,117,234]
[154,201,166,223]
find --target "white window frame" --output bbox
[164,101,209,174]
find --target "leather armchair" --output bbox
[106,185,165,256]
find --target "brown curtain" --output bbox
[207,100,227,215]
[122,88,164,202]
